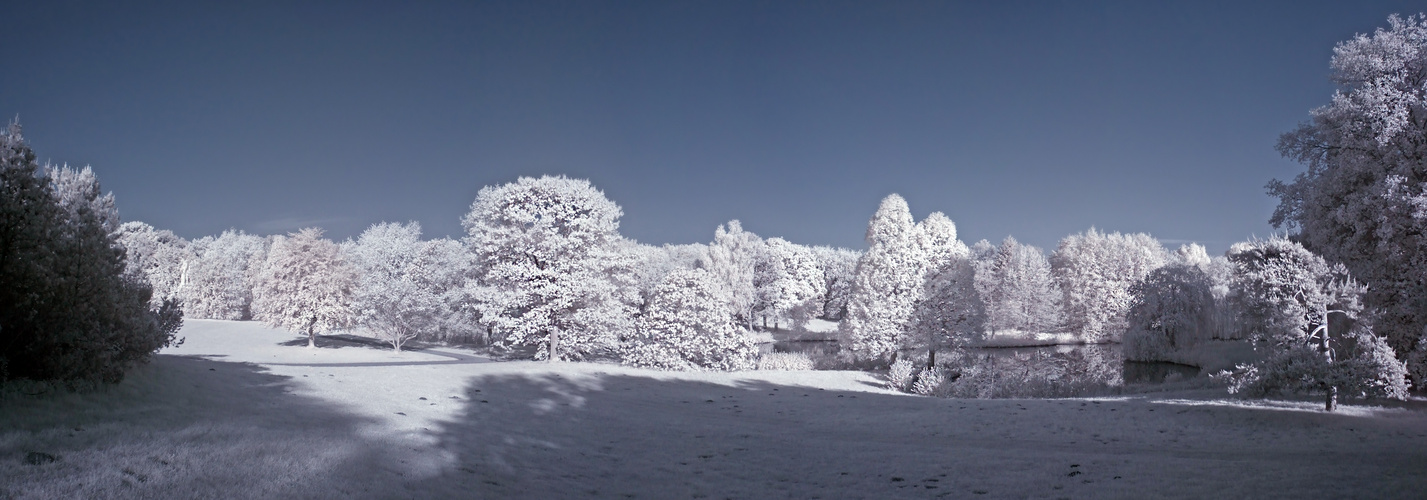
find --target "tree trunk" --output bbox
[548,329,559,363]
[307,317,316,349]
[1325,385,1338,412]
[927,347,936,371]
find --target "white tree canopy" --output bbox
[1270,14,1427,366]
[1052,228,1167,342]
[698,220,762,331]
[463,176,637,361]
[184,229,267,320]
[624,268,757,371]
[252,228,356,348]
[346,222,469,351]
[841,194,924,362]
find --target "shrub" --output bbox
[911,367,944,395]
[887,359,917,392]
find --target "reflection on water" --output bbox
[775,340,1199,385]
[1123,360,1201,384]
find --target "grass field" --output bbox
[3,319,1426,499]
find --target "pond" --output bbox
[773,339,1201,384]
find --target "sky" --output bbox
[2,0,1423,253]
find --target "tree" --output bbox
[841,194,923,362]
[1221,237,1409,411]
[908,212,980,369]
[811,246,860,321]
[252,228,357,348]
[980,237,1062,335]
[1,124,178,383]
[463,176,637,361]
[760,237,826,329]
[183,229,267,320]
[420,237,484,344]
[698,220,762,332]
[1124,264,1215,362]
[346,222,469,352]
[1052,228,1168,342]
[623,268,757,371]
[1269,14,1427,378]
[115,221,190,308]
[629,242,705,308]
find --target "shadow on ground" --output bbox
[405,370,1427,499]
[0,356,399,499]
[5,357,1427,499]
[276,333,434,352]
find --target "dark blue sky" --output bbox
[3,1,1421,253]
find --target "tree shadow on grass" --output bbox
[0,355,402,499]
[276,333,433,352]
[406,368,1427,499]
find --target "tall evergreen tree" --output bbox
[841,194,923,362]
[1,124,178,382]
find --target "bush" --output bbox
[758,352,815,371]
[887,359,917,392]
[911,367,944,395]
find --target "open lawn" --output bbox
[3,320,1426,499]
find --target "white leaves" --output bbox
[841,194,924,361]
[760,237,826,328]
[979,237,1061,335]
[463,176,636,361]
[625,268,756,371]
[183,230,267,320]
[251,228,357,338]
[1052,228,1168,342]
[347,222,472,351]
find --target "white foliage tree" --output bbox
[422,237,484,344]
[760,237,826,329]
[697,220,762,332]
[908,212,980,369]
[1221,237,1409,411]
[48,164,118,233]
[346,222,468,352]
[115,221,190,308]
[1269,15,1427,375]
[624,268,757,371]
[1051,228,1168,342]
[627,242,706,307]
[841,194,924,362]
[811,245,860,320]
[980,237,1062,335]
[183,230,268,320]
[463,176,637,362]
[251,228,357,348]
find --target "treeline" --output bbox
[115,168,1409,408]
